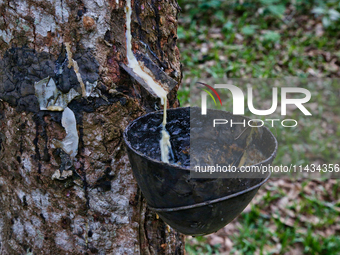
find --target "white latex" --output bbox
[159,99,172,163]
[125,0,167,104]
[125,0,171,163]
[61,107,79,159]
[34,77,80,111]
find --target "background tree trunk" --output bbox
[0,0,184,254]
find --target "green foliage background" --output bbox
[177,1,340,254]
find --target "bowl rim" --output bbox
[123,106,278,173]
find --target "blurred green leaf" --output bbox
[241,25,258,36]
[223,21,234,31]
[215,10,225,22]
[198,0,222,9]
[267,4,286,18]
[263,31,281,42]
[312,6,326,15]
[259,0,280,4]
[177,27,185,40]
[322,16,331,27]
[329,9,340,20]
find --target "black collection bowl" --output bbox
[123,107,277,235]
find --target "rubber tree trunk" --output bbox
[0,0,184,254]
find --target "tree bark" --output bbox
[0,0,184,254]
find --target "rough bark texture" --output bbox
[0,0,184,254]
